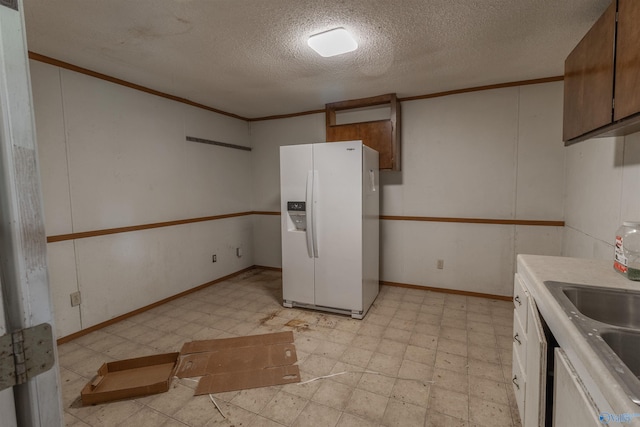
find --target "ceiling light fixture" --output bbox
[307,27,358,58]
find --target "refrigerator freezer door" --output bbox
[362,145,380,315]
[312,141,363,311]
[280,144,315,305]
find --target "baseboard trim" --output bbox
[56,265,257,345]
[254,265,282,271]
[380,280,512,301]
[251,268,510,301]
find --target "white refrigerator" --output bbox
[280,140,379,319]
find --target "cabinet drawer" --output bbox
[512,343,526,423]
[513,309,527,368]
[513,273,529,329]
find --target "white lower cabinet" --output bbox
[553,348,602,427]
[512,274,547,427]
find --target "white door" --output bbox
[313,141,363,311]
[525,298,547,427]
[280,144,315,305]
[0,1,63,425]
[553,348,602,427]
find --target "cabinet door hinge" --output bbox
[0,323,55,392]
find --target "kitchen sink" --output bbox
[601,329,640,379]
[545,281,640,405]
[562,286,640,329]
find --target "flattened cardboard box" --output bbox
[79,331,300,405]
[81,352,179,406]
[176,331,300,394]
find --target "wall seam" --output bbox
[58,67,83,330]
[513,86,521,271]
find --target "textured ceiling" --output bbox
[23,0,610,119]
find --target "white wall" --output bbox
[31,60,254,338]
[251,82,565,296]
[563,132,640,259]
[250,113,326,267]
[31,57,572,337]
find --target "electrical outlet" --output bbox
[437,259,444,270]
[70,291,81,307]
[212,254,217,263]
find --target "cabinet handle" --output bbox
[514,295,522,306]
[512,375,520,390]
[513,333,521,345]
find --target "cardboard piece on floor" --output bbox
[80,352,179,406]
[176,331,300,394]
[195,364,300,395]
[176,342,297,378]
[180,330,295,354]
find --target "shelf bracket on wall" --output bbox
[186,136,251,152]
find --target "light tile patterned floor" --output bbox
[59,268,522,427]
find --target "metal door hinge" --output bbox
[0,323,55,391]
[0,0,18,11]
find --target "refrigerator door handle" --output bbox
[312,170,319,258]
[369,169,377,192]
[305,170,314,258]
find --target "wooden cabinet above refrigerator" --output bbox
[326,93,400,170]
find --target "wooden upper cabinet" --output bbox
[326,94,400,170]
[614,0,640,121]
[563,0,640,144]
[562,1,615,142]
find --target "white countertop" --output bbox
[517,254,640,424]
